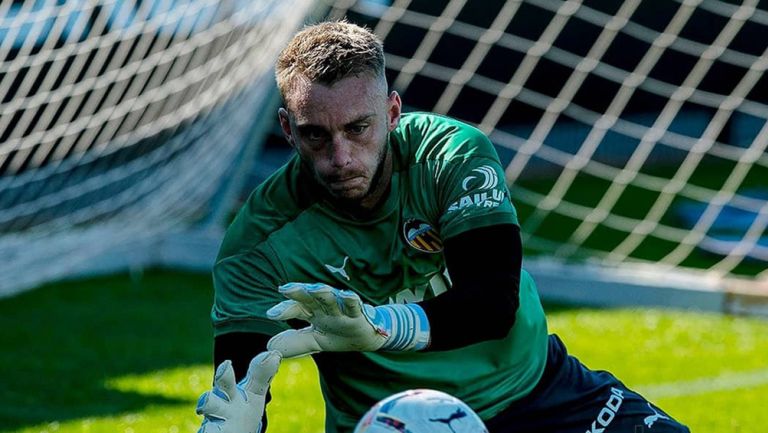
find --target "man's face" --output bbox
[279,74,401,206]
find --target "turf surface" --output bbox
[2,270,766,433]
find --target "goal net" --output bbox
[325,0,768,310]
[3,0,766,313]
[0,0,317,295]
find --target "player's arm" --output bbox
[417,222,521,351]
[418,124,523,351]
[215,332,272,378]
[205,332,273,432]
[207,244,292,432]
[263,224,522,356]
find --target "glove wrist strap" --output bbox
[374,304,431,351]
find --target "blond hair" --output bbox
[275,21,385,101]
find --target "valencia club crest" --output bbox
[402,219,443,253]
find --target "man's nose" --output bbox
[330,137,352,168]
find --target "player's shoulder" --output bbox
[218,155,313,259]
[393,112,495,165]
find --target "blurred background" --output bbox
[1,1,767,432]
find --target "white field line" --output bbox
[635,369,768,399]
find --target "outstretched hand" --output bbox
[196,350,281,433]
[265,283,389,357]
[266,282,430,358]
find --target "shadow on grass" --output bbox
[0,270,215,431]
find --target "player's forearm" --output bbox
[215,332,272,378]
[418,223,522,351]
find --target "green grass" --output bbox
[2,271,767,433]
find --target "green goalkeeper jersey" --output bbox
[212,112,549,432]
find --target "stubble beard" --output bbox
[301,137,390,212]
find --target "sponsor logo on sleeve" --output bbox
[449,165,507,213]
[462,165,499,191]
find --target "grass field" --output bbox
[2,270,767,433]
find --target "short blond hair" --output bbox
[275,21,385,101]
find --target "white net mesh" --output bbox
[3,0,767,300]
[327,0,768,288]
[0,0,316,293]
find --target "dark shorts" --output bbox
[485,334,690,433]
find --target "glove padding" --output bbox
[196,350,281,433]
[266,282,430,358]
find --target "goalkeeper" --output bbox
[203,20,689,433]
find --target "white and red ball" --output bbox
[354,389,488,433]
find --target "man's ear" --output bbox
[278,108,295,147]
[387,91,402,132]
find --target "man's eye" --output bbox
[348,124,367,135]
[305,129,325,142]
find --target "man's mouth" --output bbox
[328,176,365,190]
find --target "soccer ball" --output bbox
[354,389,489,433]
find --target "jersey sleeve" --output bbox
[211,242,291,337]
[436,129,518,240]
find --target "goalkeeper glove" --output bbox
[265,282,430,358]
[195,350,281,433]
